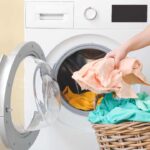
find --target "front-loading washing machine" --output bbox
[0,0,150,150]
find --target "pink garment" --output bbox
[72,57,150,98]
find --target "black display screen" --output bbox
[112,5,147,22]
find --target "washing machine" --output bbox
[0,0,150,150]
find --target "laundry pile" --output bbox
[72,57,150,98]
[72,57,150,124]
[88,92,150,124]
[63,86,103,111]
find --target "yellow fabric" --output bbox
[63,86,103,111]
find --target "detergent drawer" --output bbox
[25,2,74,28]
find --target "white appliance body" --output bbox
[24,0,150,150]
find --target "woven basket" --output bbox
[93,122,150,150]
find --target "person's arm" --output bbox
[123,25,150,52]
[106,25,150,66]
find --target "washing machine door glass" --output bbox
[30,58,61,131]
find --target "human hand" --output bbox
[105,46,128,67]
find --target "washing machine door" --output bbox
[0,42,61,150]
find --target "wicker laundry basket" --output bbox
[93,122,150,150]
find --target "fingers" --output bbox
[105,51,120,68]
[105,52,114,58]
[105,48,128,68]
[114,57,120,68]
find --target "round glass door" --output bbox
[11,56,61,133]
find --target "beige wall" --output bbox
[0,0,24,149]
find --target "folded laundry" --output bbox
[63,86,103,111]
[136,92,150,112]
[88,93,150,124]
[72,57,150,98]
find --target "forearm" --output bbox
[121,25,150,53]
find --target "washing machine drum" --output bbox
[0,42,61,150]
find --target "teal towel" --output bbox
[88,93,150,124]
[136,92,150,112]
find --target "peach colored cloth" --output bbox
[72,57,150,98]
